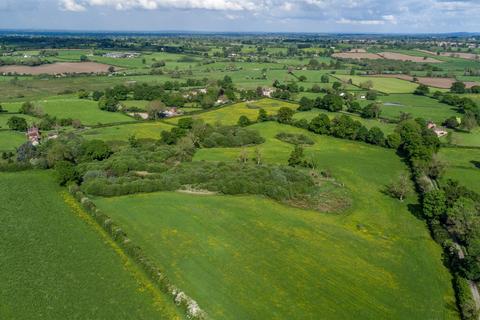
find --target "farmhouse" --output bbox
[27,126,40,146]
[427,121,448,137]
[262,87,275,97]
[103,52,141,59]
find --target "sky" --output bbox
[0,0,479,33]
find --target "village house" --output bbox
[103,52,141,59]
[27,126,40,146]
[262,87,275,97]
[427,121,448,137]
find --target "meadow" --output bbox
[32,97,133,125]
[166,99,298,126]
[334,75,419,94]
[94,121,457,319]
[438,147,480,192]
[81,121,175,141]
[0,170,183,320]
[0,130,27,151]
[379,94,461,123]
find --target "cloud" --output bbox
[61,0,258,11]
[60,0,86,11]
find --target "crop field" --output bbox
[167,99,298,126]
[0,171,182,319]
[95,121,456,319]
[335,75,419,93]
[438,147,480,191]
[0,62,115,75]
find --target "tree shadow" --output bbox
[407,203,424,220]
[470,160,480,169]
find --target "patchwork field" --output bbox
[94,121,457,319]
[0,171,183,319]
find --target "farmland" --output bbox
[1,31,480,320]
[0,171,183,319]
[0,62,115,75]
[95,121,456,319]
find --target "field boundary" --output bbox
[67,186,206,320]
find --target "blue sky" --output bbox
[0,0,479,33]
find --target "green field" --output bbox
[0,113,38,129]
[81,121,174,141]
[335,75,419,94]
[379,94,460,123]
[447,128,480,148]
[0,130,27,151]
[94,121,457,319]
[438,147,480,192]
[167,99,298,126]
[32,97,133,125]
[0,170,183,319]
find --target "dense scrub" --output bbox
[81,161,350,213]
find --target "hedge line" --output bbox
[68,185,206,320]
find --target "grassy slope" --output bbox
[95,121,457,319]
[0,171,183,320]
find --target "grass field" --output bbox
[438,147,480,192]
[447,128,480,148]
[0,130,27,151]
[32,98,133,125]
[0,170,183,319]
[167,99,298,126]
[335,75,419,94]
[81,121,174,141]
[379,94,460,123]
[94,121,457,319]
[0,113,38,129]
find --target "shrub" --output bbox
[276,132,314,145]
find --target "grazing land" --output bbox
[95,122,456,319]
[0,171,183,319]
[1,31,480,319]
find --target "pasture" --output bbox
[81,121,174,141]
[438,147,480,192]
[0,130,26,151]
[167,99,298,126]
[0,171,183,319]
[33,97,133,125]
[379,94,460,123]
[94,121,457,319]
[335,75,419,93]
